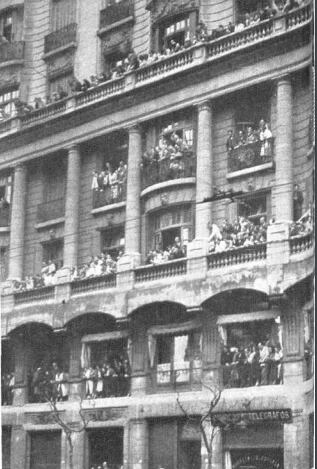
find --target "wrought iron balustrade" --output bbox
[93,183,126,209]
[100,0,133,29]
[135,258,187,283]
[207,244,267,270]
[141,151,195,190]
[44,23,77,54]
[290,231,313,254]
[228,139,274,173]
[71,273,117,294]
[0,205,10,227]
[37,198,65,223]
[0,41,24,63]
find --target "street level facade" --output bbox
[0,0,314,468]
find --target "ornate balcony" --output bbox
[100,0,133,29]
[141,152,196,190]
[71,273,117,295]
[14,286,55,305]
[207,244,267,270]
[37,198,65,223]
[135,258,187,283]
[290,231,313,255]
[227,139,274,174]
[0,205,10,227]
[0,41,24,64]
[93,184,126,209]
[44,23,77,55]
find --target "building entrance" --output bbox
[231,449,283,469]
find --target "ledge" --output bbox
[141,177,196,197]
[91,200,126,215]
[35,217,65,230]
[0,59,24,69]
[42,42,77,61]
[98,15,134,36]
[0,226,10,233]
[226,162,275,180]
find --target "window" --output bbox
[30,431,61,469]
[0,247,8,281]
[0,88,19,118]
[88,428,123,469]
[48,72,72,100]
[2,427,11,469]
[156,331,201,385]
[237,191,271,225]
[157,12,196,51]
[309,413,314,469]
[234,87,271,134]
[43,157,66,204]
[42,239,64,269]
[150,205,193,252]
[51,0,76,32]
[101,225,125,258]
[235,0,268,22]
[304,306,314,380]
[1,12,13,42]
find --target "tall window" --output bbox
[48,73,72,99]
[30,431,61,469]
[101,226,125,258]
[42,239,64,269]
[237,191,271,225]
[1,427,11,469]
[1,12,13,42]
[43,157,66,204]
[0,247,8,281]
[51,0,76,32]
[0,88,19,119]
[156,11,197,51]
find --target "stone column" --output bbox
[125,125,142,262]
[64,145,81,268]
[284,414,309,469]
[8,164,27,280]
[195,101,213,240]
[274,76,293,222]
[128,419,148,469]
[10,426,27,469]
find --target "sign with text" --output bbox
[212,409,292,426]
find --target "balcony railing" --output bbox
[207,244,267,270]
[290,231,313,254]
[0,205,10,227]
[135,258,187,283]
[83,376,130,398]
[0,5,309,137]
[37,198,65,223]
[154,364,202,388]
[100,0,133,29]
[228,139,274,173]
[93,183,126,209]
[71,273,117,295]
[221,361,283,388]
[0,41,24,63]
[14,286,55,305]
[141,152,196,190]
[44,23,77,54]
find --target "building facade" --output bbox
[0,0,314,468]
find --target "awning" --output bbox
[81,330,128,343]
[217,309,280,325]
[148,319,201,336]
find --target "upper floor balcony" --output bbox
[100,0,133,30]
[44,23,77,55]
[227,138,275,175]
[0,2,311,139]
[0,41,24,64]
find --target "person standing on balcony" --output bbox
[226,129,235,152]
[246,126,258,144]
[258,119,272,158]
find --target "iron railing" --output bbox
[44,23,77,54]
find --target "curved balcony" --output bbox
[44,23,77,55]
[227,139,274,175]
[100,0,133,29]
[141,151,196,190]
[0,41,24,65]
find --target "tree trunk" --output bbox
[66,432,74,469]
[207,451,212,469]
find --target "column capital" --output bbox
[274,74,293,87]
[195,100,212,112]
[65,143,80,153]
[127,123,142,134]
[14,163,27,173]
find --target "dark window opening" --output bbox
[2,427,11,469]
[88,428,123,469]
[2,13,13,42]
[42,239,64,270]
[237,192,270,225]
[101,225,125,259]
[30,431,61,469]
[157,13,194,51]
[230,448,283,469]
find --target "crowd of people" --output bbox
[71,251,121,281]
[221,341,283,387]
[208,216,269,254]
[28,362,69,403]
[141,124,193,184]
[146,237,186,265]
[12,259,59,292]
[290,209,313,237]
[226,119,273,164]
[83,356,131,399]
[91,161,127,204]
[1,372,15,405]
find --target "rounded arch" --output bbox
[202,288,269,314]
[64,312,118,335]
[8,321,54,339]
[129,300,187,323]
[6,316,54,336]
[284,274,313,303]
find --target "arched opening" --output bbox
[130,302,202,393]
[9,322,70,403]
[203,289,283,389]
[64,313,131,399]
